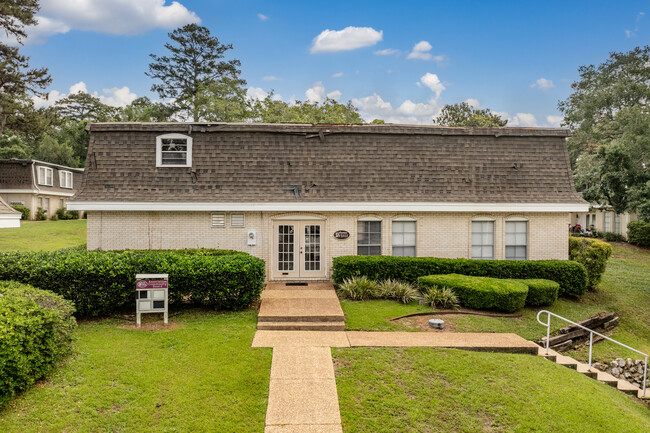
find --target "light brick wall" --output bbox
[87,211,571,280]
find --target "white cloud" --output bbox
[257,13,269,21]
[406,40,447,64]
[464,98,481,108]
[374,48,399,56]
[530,77,555,90]
[99,86,137,107]
[326,90,342,101]
[352,93,441,124]
[262,76,281,81]
[419,73,446,99]
[20,0,200,44]
[509,113,538,127]
[332,72,344,78]
[246,87,269,101]
[305,82,326,103]
[32,81,137,108]
[545,115,564,127]
[310,26,383,53]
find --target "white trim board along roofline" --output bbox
[67,201,589,213]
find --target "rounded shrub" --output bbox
[569,236,613,289]
[418,274,529,313]
[10,204,29,220]
[627,221,650,247]
[0,281,76,406]
[511,278,559,306]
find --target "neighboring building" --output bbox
[0,159,84,220]
[0,195,21,228]
[571,205,637,238]
[69,123,588,281]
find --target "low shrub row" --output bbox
[0,249,265,317]
[0,281,76,406]
[418,274,529,313]
[332,256,587,297]
[512,279,559,306]
[568,236,613,288]
[627,221,650,247]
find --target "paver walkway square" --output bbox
[252,331,351,348]
[266,378,342,425]
[271,347,335,380]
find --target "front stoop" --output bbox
[258,283,345,332]
[536,347,649,400]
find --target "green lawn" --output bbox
[0,310,271,433]
[0,220,87,251]
[340,243,650,362]
[334,347,650,433]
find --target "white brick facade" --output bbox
[87,211,570,281]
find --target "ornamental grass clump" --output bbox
[423,285,460,309]
[336,276,378,300]
[377,279,419,304]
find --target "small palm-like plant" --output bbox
[378,279,419,304]
[336,276,379,300]
[424,285,460,309]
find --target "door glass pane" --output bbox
[303,225,321,271]
[278,225,294,271]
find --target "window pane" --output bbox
[515,233,527,245]
[403,232,416,246]
[471,246,482,258]
[358,220,381,255]
[392,233,404,247]
[505,233,516,245]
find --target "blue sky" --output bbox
[20,0,650,125]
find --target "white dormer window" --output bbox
[60,170,73,189]
[156,133,192,167]
[37,166,53,186]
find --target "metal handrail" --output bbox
[536,310,647,397]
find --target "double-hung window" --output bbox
[505,220,528,260]
[357,220,381,256]
[471,220,494,259]
[392,220,416,257]
[59,170,73,189]
[156,134,192,167]
[37,166,53,186]
[604,212,611,232]
[614,214,621,234]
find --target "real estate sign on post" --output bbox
[135,273,169,326]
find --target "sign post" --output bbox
[135,273,169,327]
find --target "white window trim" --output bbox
[358,216,382,222]
[59,170,73,189]
[37,166,53,186]
[392,216,416,222]
[156,133,193,168]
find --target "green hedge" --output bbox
[511,279,559,306]
[332,256,587,297]
[0,249,265,317]
[0,281,76,406]
[568,236,613,288]
[418,274,529,313]
[627,221,650,247]
[10,204,29,220]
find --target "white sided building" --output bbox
[68,123,589,281]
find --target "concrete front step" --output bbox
[258,298,344,323]
[258,321,346,331]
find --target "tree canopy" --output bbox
[251,96,363,124]
[433,102,507,127]
[560,46,650,220]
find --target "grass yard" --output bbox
[334,347,650,432]
[0,309,271,433]
[0,220,87,251]
[340,243,650,362]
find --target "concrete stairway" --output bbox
[257,282,345,331]
[537,347,649,399]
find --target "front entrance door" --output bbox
[274,221,325,279]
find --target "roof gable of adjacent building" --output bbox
[69,122,588,212]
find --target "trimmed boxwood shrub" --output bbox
[0,249,265,317]
[418,274,529,313]
[0,281,76,406]
[511,279,559,306]
[332,256,587,297]
[10,204,29,220]
[568,236,613,289]
[628,221,650,247]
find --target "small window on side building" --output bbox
[392,220,416,257]
[357,220,381,256]
[37,166,53,186]
[505,221,527,260]
[231,213,245,227]
[59,170,73,189]
[156,134,193,167]
[211,213,225,227]
[471,220,494,259]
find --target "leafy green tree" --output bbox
[194,79,250,122]
[146,24,245,121]
[119,97,174,122]
[251,96,363,124]
[433,102,507,127]
[560,47,650,219]
[34,134,78,167]
[0,0,51,136]
[0,135,31,159]
[55,92,117,122]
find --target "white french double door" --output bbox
[273,220,325,279]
